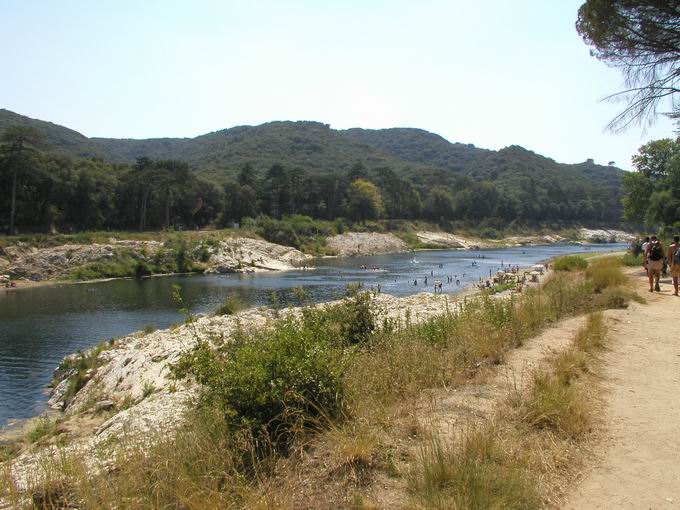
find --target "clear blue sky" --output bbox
[1,0,675,169]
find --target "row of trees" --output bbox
[0,127,223,234]
[1,126,622,235]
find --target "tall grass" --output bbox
[407,428,540,509]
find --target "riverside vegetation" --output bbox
[0,255,641,508]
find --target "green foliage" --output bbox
[247,214,337,253]
[68,256,141,280]
[622,138,680,228]
[214,295,244,316]
[553,255,588,271]
[173,294,376,446]
[621,252,643,267]
[346,178,384,222]
[0,109,626,235]
[576,2,680,130]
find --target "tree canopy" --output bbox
[576,0,680,130]
[622,137,680,227]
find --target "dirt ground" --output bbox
[563,268,680,509]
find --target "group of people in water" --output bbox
[354,256,541,295]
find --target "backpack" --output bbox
[674,245,680,262]
[650,242,663,261]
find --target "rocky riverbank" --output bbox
[0,228,635,285]
[0,237,310,283]
[1,289,462,493]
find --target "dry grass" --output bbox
[407,305,614,508]
[407,427,540,509]
[6,265,630,509]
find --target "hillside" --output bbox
[0,108,626,232]
[0,109,622,187]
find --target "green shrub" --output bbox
[174,294,376,446]
[215,295,244,316]
[553,255,588,272]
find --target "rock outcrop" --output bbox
[4,237,310,281]
[415,231,480,249]
[326,233,409,257]
[203,237,310,273]
[579,228,636,244]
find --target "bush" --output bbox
[553,255,588,272]
[215,295,244,316]
[174,294,376,447]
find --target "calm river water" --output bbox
[0,243,624,425]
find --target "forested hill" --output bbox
[0,108,625,233]
[0,109,621,186]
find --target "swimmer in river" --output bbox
[414,279,417,285]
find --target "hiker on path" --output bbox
[669,236,680,296]
[642,236,651,274]
[646,235,664,292]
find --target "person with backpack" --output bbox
[646,235,664,292]
[641,236,651,274]
[669,236,680,296]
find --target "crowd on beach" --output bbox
[640,235,680,295]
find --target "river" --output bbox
[0,243,624,426]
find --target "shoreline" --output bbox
[0,256,553,435]
[0,238,626,292]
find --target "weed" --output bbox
[142,380,156,399]
[215,294,244,316]
[142,323,156,335]
[26,417,57,444]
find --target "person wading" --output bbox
[669,235,680,296]
[646,235,664,292]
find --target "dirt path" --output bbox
[564,269,680,509]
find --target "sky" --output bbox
[1,0,676,170]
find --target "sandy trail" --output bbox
[564,269,680,509]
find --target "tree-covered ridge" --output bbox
[0,109,626,235]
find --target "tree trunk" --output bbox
[165,192,171,230]
[139,190,149,231]
[8,166,17,236]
